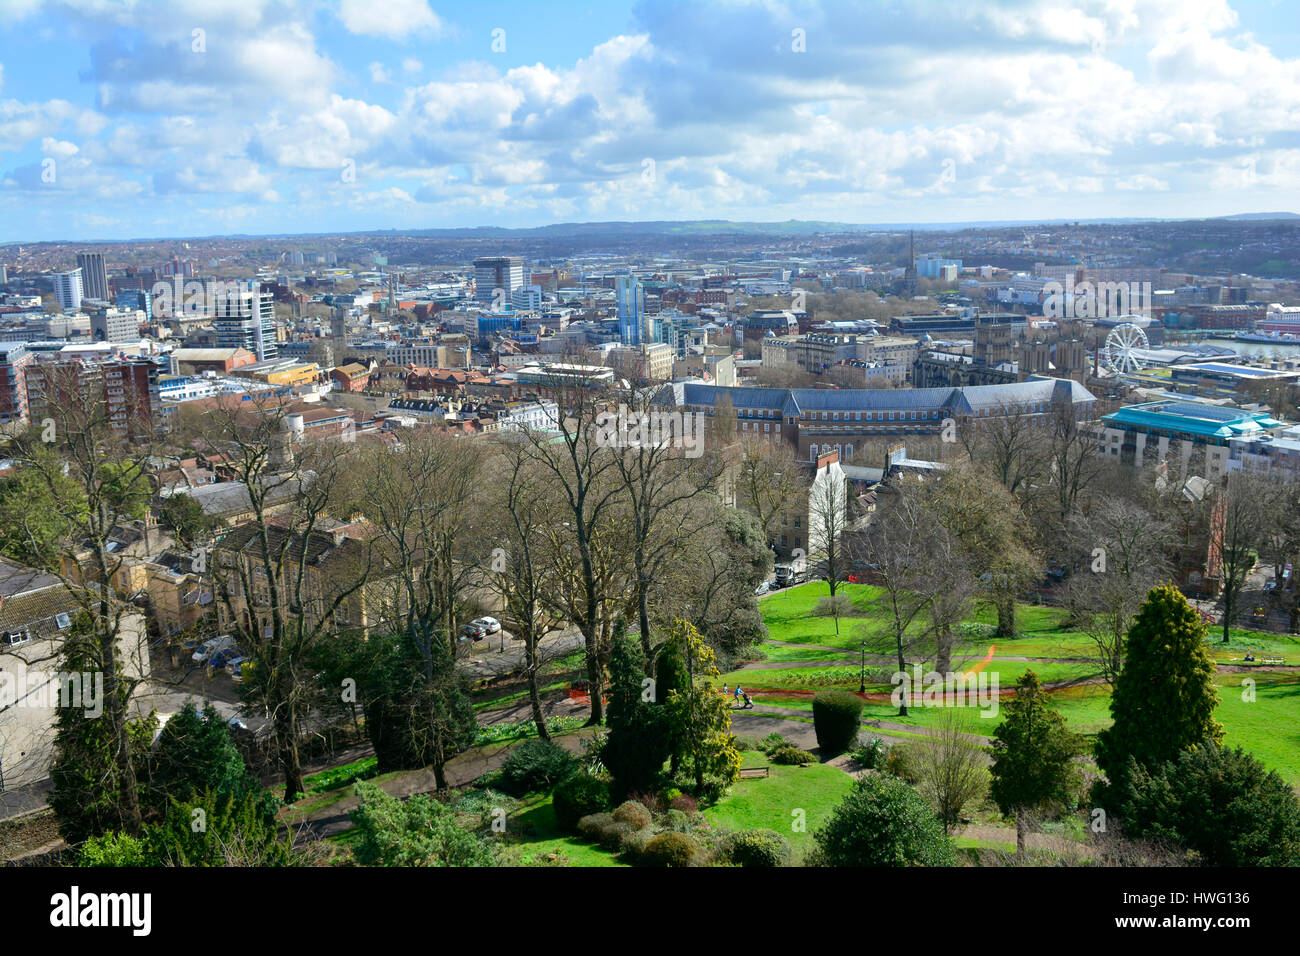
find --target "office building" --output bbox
[0,343,34,425]
[76,251,109,300]
[53,268,84,312]
[616,275,645,346]
[212,289,278,361]
[474,256,525,306]
[116,289,152,322]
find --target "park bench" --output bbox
[738,767,770,779]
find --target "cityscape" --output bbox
[1,0,1298,927]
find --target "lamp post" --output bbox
[859,639,867,693]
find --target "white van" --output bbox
[192,634,235,664]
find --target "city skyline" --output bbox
[1,0,1299,242]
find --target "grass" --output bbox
[506,795,630,867]
[702,750,856,858]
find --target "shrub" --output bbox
[1118,742,1300,866]
[626,790,665,814]
[576,812,613,842]
[883,743,922,783]
[759,732,791,754]
[642,830,697,867]
[663,808,691,832]
[721,828,792,867]
[669,793,698,814]
[612,800,653,830]
[811,774,956,867]
[599,820,635,851]
[769,745,816,766]
[853,736,887,770]
[812,691,864,756]
[619,827,652,861]
[552,773,611,833]
[660,787,683,805]
[498,739,578,796]
[79,830,149,867]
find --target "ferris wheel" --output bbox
[1103,322,1150,374]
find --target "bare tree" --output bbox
[1211,472,1267,643]
[734,437,803,546]
[914,709,990,834]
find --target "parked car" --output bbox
[208,645,242,669]
[226,656,252,681]
[459,622,488,640]
[754,581,771,595]
[471,616,501,634]
[192,635,235,664]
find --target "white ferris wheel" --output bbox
[1103,322,1150,374]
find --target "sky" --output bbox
[0,0,1298,242]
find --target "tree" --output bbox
[813,593,856,636]
[1067,499,1172,685]
[660,620,742,794]
[11,369,156,838]
[359,630,478,789]
[145,700,267,819]
[187,393,375,803]
[0,449,86,568]
[349,780,497,866]
[156,492,210,549]
[853,476,948,715]
[1211,473,1266,643]
[988,670,1083,854]
[607,385,725,662]
[734,437,802,544]
[486,439,568,739]
[1118,741,1300,866]
[811,774,957,866]
[915,709,989,835]
[807,454,850,597]
[1095,585,1223,795]
[601,631,672,798]
[144,790,295,867]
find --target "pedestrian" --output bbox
[734,684,743,703]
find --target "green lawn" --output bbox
[506,795,631,867]
[702,751,856,859]
[744,582,1300,784]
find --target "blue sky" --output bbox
[1,0,1298,241]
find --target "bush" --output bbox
[669,793,698,814]
[576,812,614,842]
[811,774,956,867]
[599,820,636,851]
[552,773,611,833]
[619,827,652,861]
[612,800,653,830]
[812,691,864,756]
[759,732,791,754]
[663,808,691,832]
[853,736,887,770]
[883,743,922,783]
[498,739,578,796]
[642,830,697,867]
[769,745,816,765]
[1118,742,1300,866]
[721,828,792,867]
[79,830,149,867]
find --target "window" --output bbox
[2,630,31,647]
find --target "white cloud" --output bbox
[337,0,443,40]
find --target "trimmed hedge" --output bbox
[612,800,653,830]
[553,773,611,832]
[812,690,864,756]
[769,745,816,766]
[642,831,696,867]
[722,828,792,867]
[576,812,613,841]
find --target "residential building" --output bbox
[76,251,109,300]
[474,256,525,306]
[212,289,278,361]
[53,268,84,312]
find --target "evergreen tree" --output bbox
[1095,585,1223,795]
[602,632,671,798]
[660,620,741,795]
[988,670,1083,854]
[146,700,270,821]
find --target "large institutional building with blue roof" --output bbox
[1100,401,1288,480]
[654,376,1096,463]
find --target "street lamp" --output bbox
[859,639,867,693]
